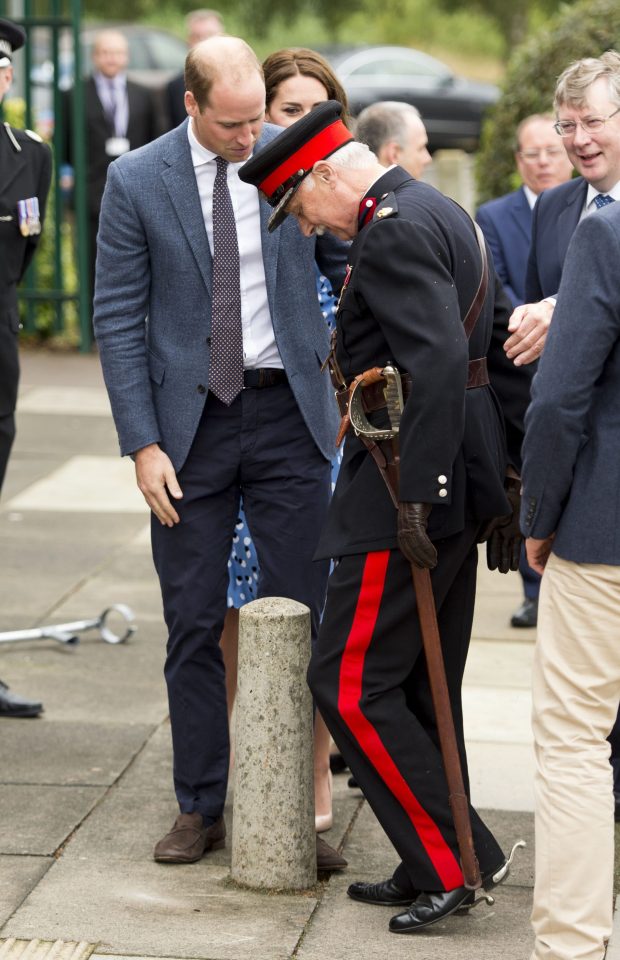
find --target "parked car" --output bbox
[323,45,499,152]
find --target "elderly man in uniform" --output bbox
[0,17,51,718]
[240,102,523,934]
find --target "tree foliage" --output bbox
[477,0,620,203]
[435,0,576,48]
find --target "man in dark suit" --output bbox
[0,17,50,718]
[476,114,573,309]
[94,38,347,869]
[165,9,224,130]
[240,102,524,934]
[505,50,620,366]
[65,29,158,307]
[476,114,573,628]
[521,200,620,960]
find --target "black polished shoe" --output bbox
[348,876,418,906]
[389,887,484,933]
[510,597,538,628]
[0,680,43,718]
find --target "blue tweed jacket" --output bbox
[93,121,346,469]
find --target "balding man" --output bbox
[94,37,347,866]
[355,101,432,180]
[64,29,158,308]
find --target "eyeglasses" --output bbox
[554,107,620,137]
[518,147,567,162]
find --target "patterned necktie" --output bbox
[209,157,244,405]
[594,193,615,208]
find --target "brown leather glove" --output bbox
[485,474,522,574]
[397,502,437,569]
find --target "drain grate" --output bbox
[0,941,97,960]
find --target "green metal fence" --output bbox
[0,0,90,350]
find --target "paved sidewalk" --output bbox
[0,349,537,960]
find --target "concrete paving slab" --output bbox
[6,457,147,514]
[18,388,112,418]
[0,856,53,925]
[0,721,154,786]
[19,350,106,390]
[3,860,317,960]
[9,413,120,460]
[296,876,533,960]
[464,685,531,744]
[61,789,201,864]
[0,636,167,726]
[111,722,174,796]
[0,786,104,855]
[467,742,535,812]
[465,639,534,689]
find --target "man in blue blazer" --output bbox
[94,36,346,864]
[476,114,573,309]
[476,114,573,627]
[521,200,620,960]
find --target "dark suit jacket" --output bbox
[65,76,159,216]
[165,72,187,131]
[521,201,620,564]
[316,167,513,558]
[525,176,586,301]
[476,187,532,308]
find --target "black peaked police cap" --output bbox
[238,100,353,232]
[0,19,26,69]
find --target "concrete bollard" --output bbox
[231,596,316,890]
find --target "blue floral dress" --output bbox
[226,267,342,608]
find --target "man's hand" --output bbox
[397,502,437,569]
[504,300,554,366]
[135,443,183,526]
[526,535,554,576]
[485,474,522,574]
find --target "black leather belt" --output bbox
[243,368,288,389]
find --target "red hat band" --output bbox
[260,120,354,200]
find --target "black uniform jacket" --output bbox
[0,125,52,416]
[316,166,513,559]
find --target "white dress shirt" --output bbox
[187,120,282,370]
[94,71,129,139]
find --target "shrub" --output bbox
[476,0,620,203]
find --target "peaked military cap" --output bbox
[239,99,353,231]
[0,19,26,69]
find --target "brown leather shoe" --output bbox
[316,834,348,871]
[154,813,226,863]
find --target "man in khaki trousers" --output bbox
[521,198,620,960]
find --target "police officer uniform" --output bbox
[240,102,523,932]
[0,20,51,491]
[0,18,50,718]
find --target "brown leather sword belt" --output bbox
[334,357,488,419]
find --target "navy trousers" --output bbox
[152,383,331,820]
[309,518,504,892]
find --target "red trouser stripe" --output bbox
[337,550,464,890]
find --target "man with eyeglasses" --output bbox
[504,50,620,366]
[476,115,573,631]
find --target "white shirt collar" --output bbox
[187,119,255,171]
[94,70,127,89]
[523,185,538,209]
